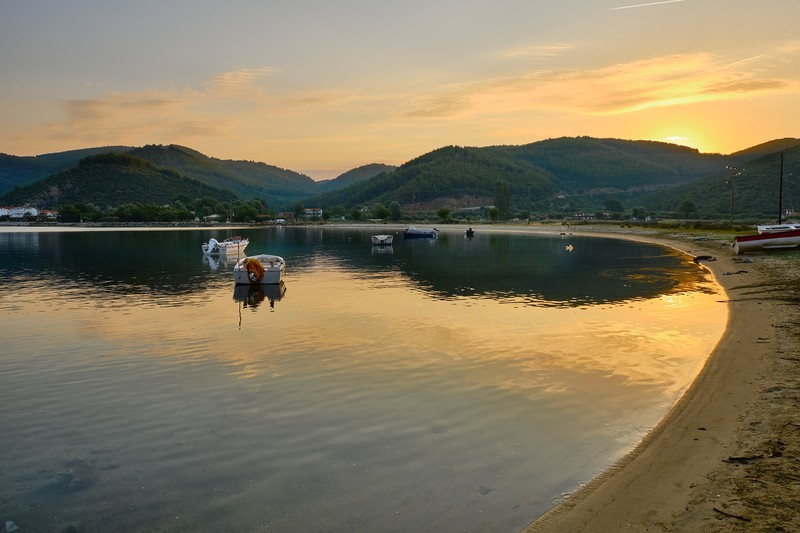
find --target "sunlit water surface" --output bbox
[0,226,726,532]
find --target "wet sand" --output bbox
[521,224,800,532]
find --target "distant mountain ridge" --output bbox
[0,144,389,209]
[0,152,237,209]
[1,137,798,219]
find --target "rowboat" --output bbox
[233,254,285,285]
[403,227,438,239]
[371,234,394,245]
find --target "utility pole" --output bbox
[778,153,784,224]
[726,166,741,229]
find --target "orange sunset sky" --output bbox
[1,0,798,179]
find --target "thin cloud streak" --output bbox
[610,0,684,11]
[399,48,798,120]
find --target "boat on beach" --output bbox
[371,234,394,245]
[733,227,800,254]
[732,153,799,254]
[202,236,249,255]
[233,254,285,285]
[756,223,800,233]
[403,227,438,239]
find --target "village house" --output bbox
[1,206,39,219]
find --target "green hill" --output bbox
[127,144,317,206]
[306,145,555,212]
[315,164,397,193]
[0,146,131,194]
[498,137,728,193]
[2,138,798,220]
[639,145,800,221]
[305,138,737,214]
[0,153,236,209]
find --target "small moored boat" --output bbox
[371,234,394,245]
[465,228,475,238]
[403,227,438,239]
[233,254,285,285]
[202,236,249,255]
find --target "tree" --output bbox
[488,206,499,223]
[494,180,510,220]
[350,207,362,220]
[389,201,402,221]
[234,203,258,222]
[373,204,390,220]
[678,198,697,218]
[436,207,451,221]
[604,196,624,213]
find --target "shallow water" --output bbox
[0,226,725,532]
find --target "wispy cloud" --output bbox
[399,46,799,119]
[24,40,799,165]
[202,67,275,98]
[495,43,574,60]
[610,0,684,11]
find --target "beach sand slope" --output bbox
[525,231,800,532]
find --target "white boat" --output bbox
[403,227,438,239]
[233,254,285,285]
[371,234,394,245]
[202,236,249,255]
[733,227,800,254]
[732,153,800,254]
[756,223,800,233]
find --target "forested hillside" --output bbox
[498,137,728,192]
[315,164,397,193]
[0,146,130,194]
[0,153,236,209]
[639,146,800,221]
[307,145,555,211]
[2,137,798,221]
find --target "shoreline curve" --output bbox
[520,224,798,532]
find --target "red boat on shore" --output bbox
[733,225,800,254]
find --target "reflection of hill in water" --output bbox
[0,231,232,301]
[390,233,708,306]
[0,228,710,308]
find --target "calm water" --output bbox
[0,226,725,532]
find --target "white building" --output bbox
[8,206,39,219]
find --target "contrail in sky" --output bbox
[610,0,684,10]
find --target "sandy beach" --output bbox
[520,225,800,532]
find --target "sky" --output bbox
[1,1,798,180]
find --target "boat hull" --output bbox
[202,237,249,255]
[403,227,438,239]
[371,234,394,245]
[733,229,800,254]
[233,254,285,284]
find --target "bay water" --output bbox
[0,226,726,532]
